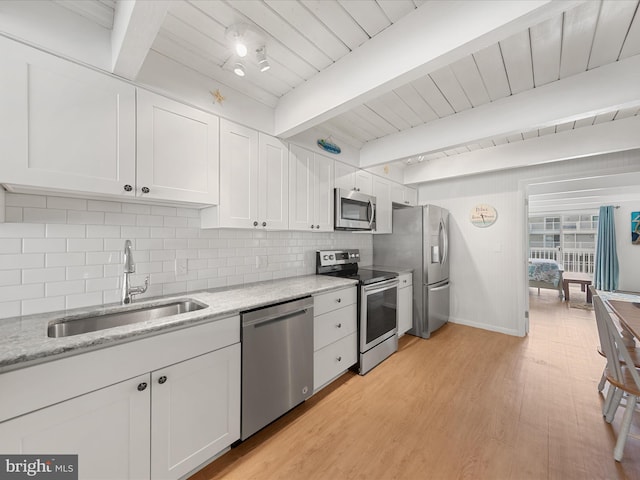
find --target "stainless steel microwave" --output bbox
[334,188,376,231]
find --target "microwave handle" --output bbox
[368,200,375,228]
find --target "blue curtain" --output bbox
[594,205,619,291]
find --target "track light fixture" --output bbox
[256,46,270,72]
[233,61,246,77]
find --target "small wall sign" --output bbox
[470,204,498,228]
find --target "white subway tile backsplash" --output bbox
[2,194,373,321]
[46,224,86,238]
[0,283,44,302]
[0,300,21,319]
[5,207,23,222]
[47,197,87,211]
[88,200,121,212]
[66,265,103,280]
[87,225,121,238]
[0,223,45,238]
[6,193,46,208]
[22,238,66,253]
[46,280,84,297]
[0,253,45,270]
[45,251,85,268]
[22,296,65,316]
[67,210,105,225]
[24,207,67,224]
[0,239,22,254]
[67,238,103,252]
[23,267,66,284]
[0,270,21,287]
[66,292,102,309]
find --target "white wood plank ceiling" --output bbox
[44,0,640,166]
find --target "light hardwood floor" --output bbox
[191,288,640,480]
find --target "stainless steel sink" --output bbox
[47,299,207,338]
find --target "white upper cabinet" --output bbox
[372,176,392,234]
[0,38,136,196]
[335,162,373,196]
[215,120,288,229]
[355,170,373,196]
[258,133,289,230]
[289,145,334,232]
[391,183,418,206]
[137,90,219,205]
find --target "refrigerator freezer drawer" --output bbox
[426,281,449,335]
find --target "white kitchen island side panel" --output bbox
[0,193,372,319]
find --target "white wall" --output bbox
[418,151,640,336]
[0,193,372,320]
[614,204,640,291]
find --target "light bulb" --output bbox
[233,62,246,77]
[235,42,248,57]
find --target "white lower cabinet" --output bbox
[313,287,358,391]
[0,374,151,479]
[397,272,413,336]
[152,344,240,480]
[0,318,241,480]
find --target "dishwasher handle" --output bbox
[241,296,313,327]
[244,308,311,328]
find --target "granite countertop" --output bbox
[0,275,357,374]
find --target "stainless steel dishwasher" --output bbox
[241,296,313,440]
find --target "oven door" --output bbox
[334,189,376,231]
[360,278,399,352]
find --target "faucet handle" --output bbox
[130,276,150,298]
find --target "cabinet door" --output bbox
[391,183,405,204]
[398,285,413,336]
[0,38,136,196]
[0,374,150,479]
[372,176,392,234]
[151,344,241,480]
[258,133,289,230]
[404,187,418,206]
[313,153,335,231]
[288,145,315,231]
[137,90,219,205]
[355,170,373,195]
[219,119,259,228]
[334,161,356,192]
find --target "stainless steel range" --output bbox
[316,249,399,374]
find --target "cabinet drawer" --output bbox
[314,287,356,316]
[314,304,357,351]
[399,272,413,288]
[313,332,357,391]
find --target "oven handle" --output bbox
[362,278,399,294]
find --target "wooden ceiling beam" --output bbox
[273,0,578,138]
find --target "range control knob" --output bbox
[329,254,334,260]
[323,255,329,260]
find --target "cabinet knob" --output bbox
[158,375,167,385]
[336,323,342,328]
[262,221,267,227]
[254,221,259,227]
[137,382,147,391]
[124,184,133,192]
[311,225,315,229]
[141,186,150,194]
[357,188,360,192]
[405,201,409,204]
[403,279,408,283]
[336,298,341,303]
[316,225,320,229]
[337,356,342,362]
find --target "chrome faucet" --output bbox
[122,240,149,304]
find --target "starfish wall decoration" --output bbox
[211,89,225,104]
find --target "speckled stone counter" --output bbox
[0,275,357,373]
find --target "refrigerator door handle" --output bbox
[430,282,449,293]
[439,219,448,266]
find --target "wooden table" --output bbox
[562,272,593,303]
[608,299,640,340]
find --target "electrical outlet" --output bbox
[175,258,188,276]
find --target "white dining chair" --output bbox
[593,294,640,461]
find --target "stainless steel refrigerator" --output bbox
[373,205,449,338]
